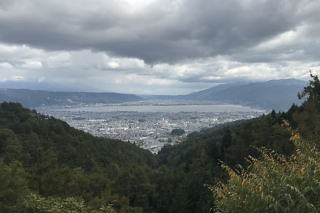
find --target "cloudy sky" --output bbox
[0,0,319,94]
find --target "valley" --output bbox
[38,102,264,153]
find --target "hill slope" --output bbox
[0,102,157,212]
[166,79,306,111]
[0,88,142,107]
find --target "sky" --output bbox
[0,0,319,95]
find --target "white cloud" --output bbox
[0,41,314,94]
[0,0,318,94]
[0,62,14,69]
[46,52,71,68]
[107,61,120,69]
[21,60,43,69]
[11,75,24,81]
[0,43,44,60]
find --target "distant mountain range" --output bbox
[0,79,307,110]
[186,79,306,111]
[0,88,142,107]
[146,79,307,111]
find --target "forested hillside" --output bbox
[212,74,320,212]
[0,102,156,212]
[0,74,319,212]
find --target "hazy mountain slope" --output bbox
[185,82,246,100]
[140,82,246,101]
[0,88,142,107]
[0,79,307,110]
[184,79,307,110]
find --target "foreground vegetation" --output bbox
[213,73,320,212]
[0,73,319,212]
[213,137,320,213]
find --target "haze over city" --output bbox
[0,0,319,95]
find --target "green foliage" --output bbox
[293,73,320,142]
[0,161,29,213]
[25,194,116,213]
[293,102,320,142]
[222,116,293,166]
[213,136,320,213]
[298,72,320,107]
[0,128,22,163]
[170,128,185,136]
[0,102,155,212]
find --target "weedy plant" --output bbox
[212,129,320,213]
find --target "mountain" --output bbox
[145,79,306,111]
[1,79,306,110]
[185,79,306,111]
[0,88,142,107]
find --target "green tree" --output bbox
[298,72,320,108]
[221,128,232,159]
[0,161,29,213]
[0,128,22,163]
[294,72,320,142]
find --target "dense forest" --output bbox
[0,74,319,212]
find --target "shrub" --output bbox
[212,134,320,213]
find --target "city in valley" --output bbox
[38,102,264,153]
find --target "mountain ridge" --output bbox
[0,88,142,107]
[145,79,307,111]
[0,78,307,110]
[185,79,306,111]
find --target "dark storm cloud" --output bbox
[0,0,312,64]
